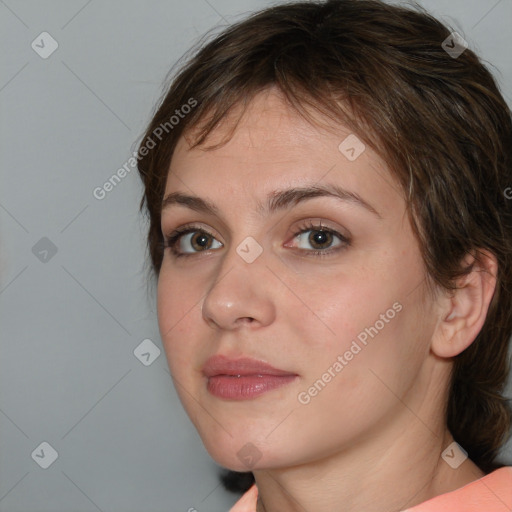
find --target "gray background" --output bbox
[1,0,511,511]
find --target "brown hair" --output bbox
[137,0,512,489]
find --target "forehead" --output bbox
[175,90,349,165]
[166,90,403,218]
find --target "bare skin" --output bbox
[157,88,495,512]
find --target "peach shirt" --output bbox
[229,466,512,512]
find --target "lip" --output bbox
[202,355,298,400]
[202,355,295,377]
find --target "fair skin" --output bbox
[157,88,496,512]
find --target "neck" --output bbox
[254,405,484,512]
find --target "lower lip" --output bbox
[206,374,297,400]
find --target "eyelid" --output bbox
[164,222,222,242]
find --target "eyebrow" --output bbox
[161,183,382,219]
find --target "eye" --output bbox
[163,225,222,257]
[286,220,350,256]
[163,220,350,259]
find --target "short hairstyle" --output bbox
[136,0,512,488]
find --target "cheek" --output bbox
[156,269,202,372]
[290,291,427,443]
[290,252,427,383]
[157,263,203,327]
[287,268,394,355]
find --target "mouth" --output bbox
[202,355,298,400]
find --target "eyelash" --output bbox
[162,220,350,259]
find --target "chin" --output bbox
[205,432,303,474]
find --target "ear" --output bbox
[431,250,498,358]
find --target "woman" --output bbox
[136,1,512,510]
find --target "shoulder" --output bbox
[227,469,512,512]
[404,467,512,512]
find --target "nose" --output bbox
[201,241,276,331]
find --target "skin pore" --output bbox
[157,88,496,512]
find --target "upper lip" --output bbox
[202,355,296,377]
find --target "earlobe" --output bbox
[431,250,498,359]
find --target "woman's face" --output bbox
[157,89,440,471]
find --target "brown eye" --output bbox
[307,230,334,250]
[293,227,346,252]
[164,227,223,257]
[189,232,214,251]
